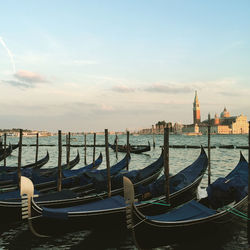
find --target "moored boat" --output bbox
[124,152,248,248]
[109,141,151,154]
[21,148,207,235]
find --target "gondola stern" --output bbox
[76,149,80,159]
[239,151,247,162]
[200,145,205,155]
[123,176,142,249]
[28,217,49,238]
[123,176,135,204]
[20,176,49,238]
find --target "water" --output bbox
[0,134,249,249]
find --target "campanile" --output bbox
[193,90,200,124]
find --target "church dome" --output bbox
[220,107,230,118]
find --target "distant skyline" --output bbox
[0,1,250,132]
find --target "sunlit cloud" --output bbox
[1,70,48,89]
[14,70,47,83]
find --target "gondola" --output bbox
[109,141,151,154]
[32,152,121,192]
[124,151,248,249]
[0,151,49,171]
[0,153,128,225]
[0,150,81,188]
[0,151,100,190]
[0,143,19,162]
[23,148,206,236]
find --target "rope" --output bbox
[140,200,171,207]
[221,205,250,221]
[133,218,147,228]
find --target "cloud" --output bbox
[1,70,48,89]
[144,83,193,93]
[1,80,34,89]
[14,70,47,83]
[111,85,136,93]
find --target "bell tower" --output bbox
[193,90,200,124]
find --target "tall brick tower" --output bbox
[193,90,200,124]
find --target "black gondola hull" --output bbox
[131,197,247,248]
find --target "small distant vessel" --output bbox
[183,132,202,136]
[109,141,151,154]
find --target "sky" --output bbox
[0,1,250,132]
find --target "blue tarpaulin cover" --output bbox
[146,200,216,222]
[136,149,207,198]
[207,154,248,209]
[42,195,126,220]
[0,189,40,201]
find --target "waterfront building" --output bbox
[199,108,248,134]
[182,91,248,134]
[185,92,248,134]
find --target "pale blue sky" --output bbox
[0,1,250,132]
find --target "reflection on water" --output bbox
[0,134,249,249]
[0,221,248,249]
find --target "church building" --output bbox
[182,91,248,134]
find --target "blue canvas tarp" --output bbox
[146,200,216,222]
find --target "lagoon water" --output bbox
[0,134,249,249]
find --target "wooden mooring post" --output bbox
[126,131,130,171]
[115,134,118,160]
[105,129,111,197]
[18,129,23,189]
[164,125,170,205]
[248,121,250,244]
[84,133,87,165]
[57,130,62,192]
[208,113,211,185]
[3,133,7,167]
[93,133,96,168]
[35,133,39,168]
[67,132,71,168]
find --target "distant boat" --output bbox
[109,141,151,154]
